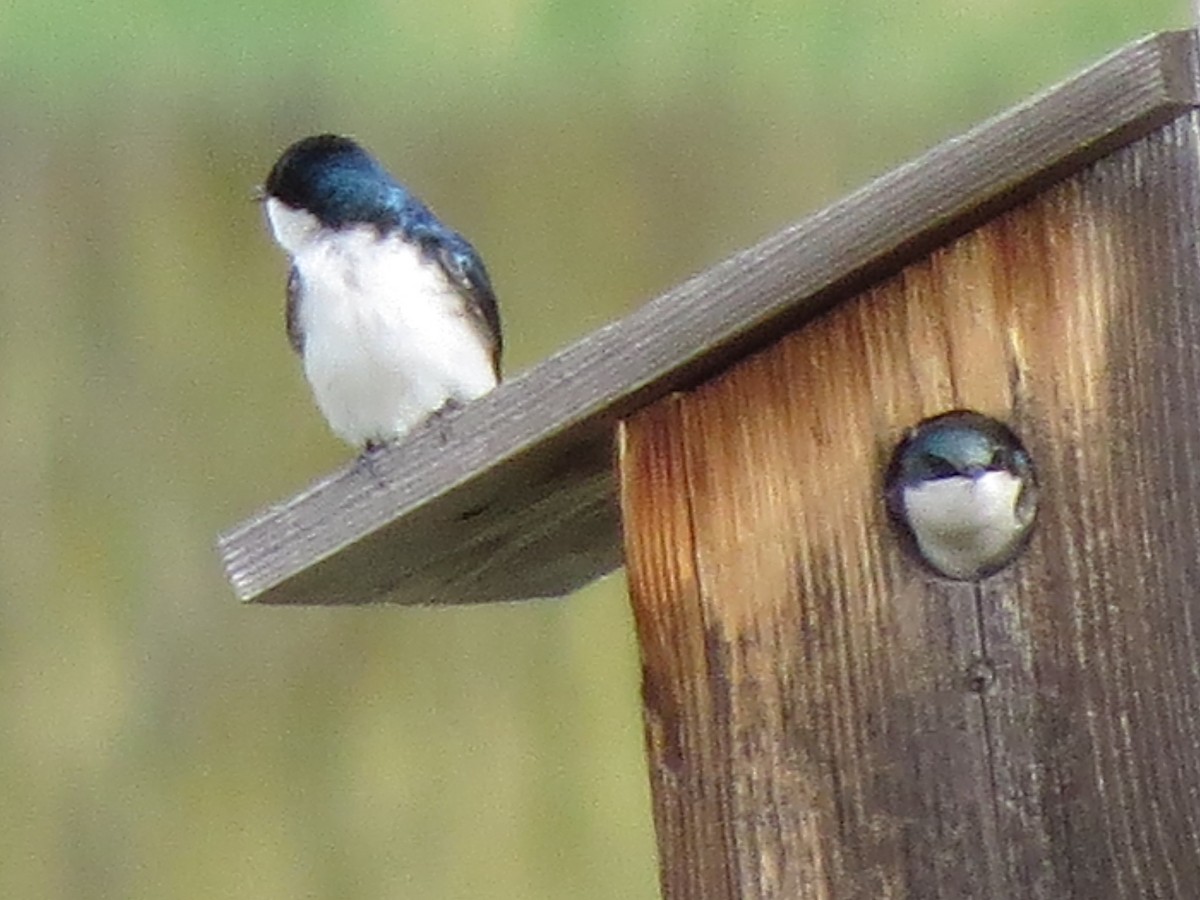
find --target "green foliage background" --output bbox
[0,1,1185,897]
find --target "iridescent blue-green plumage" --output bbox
[266,134,501,369]
[891,414,1031,484]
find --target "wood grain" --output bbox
[620,397,739,898]
[619,113,1200,898]
[219,31,1199,605]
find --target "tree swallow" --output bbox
[885,411,1038,580]
[261,134,502,451]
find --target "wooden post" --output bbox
[619,114,1200,898]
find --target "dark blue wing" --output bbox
[407,221,502,376]
[435,239,502,376]
[285,266,304,355]
[398,197,502,376]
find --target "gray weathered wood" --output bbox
[620,111,1200,898]
[219,31,1199,605]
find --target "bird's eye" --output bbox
[924,455,959,478]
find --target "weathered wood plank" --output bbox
[974,113,1200,898]
[618,112,1200,898]
[619,396,739,898]
[219,31,1199,605]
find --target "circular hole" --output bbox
[884,410,1038,580]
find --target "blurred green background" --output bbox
[0,1,1186,897]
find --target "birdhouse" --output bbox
[220,31,1200,898]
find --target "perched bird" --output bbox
[261,134,501,452]
[885,411,1038,580]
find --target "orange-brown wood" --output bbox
[619,115,1200,899]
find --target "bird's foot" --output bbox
[421,399,465,447]
[353,439,393,486]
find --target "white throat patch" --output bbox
[265,198,324,255]
[902,470,1025,579]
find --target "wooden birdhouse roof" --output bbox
[218,30,1200,606]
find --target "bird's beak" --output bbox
[251,185,267,203]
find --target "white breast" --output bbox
[902,471,1024,579]
[265,200,497,447]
